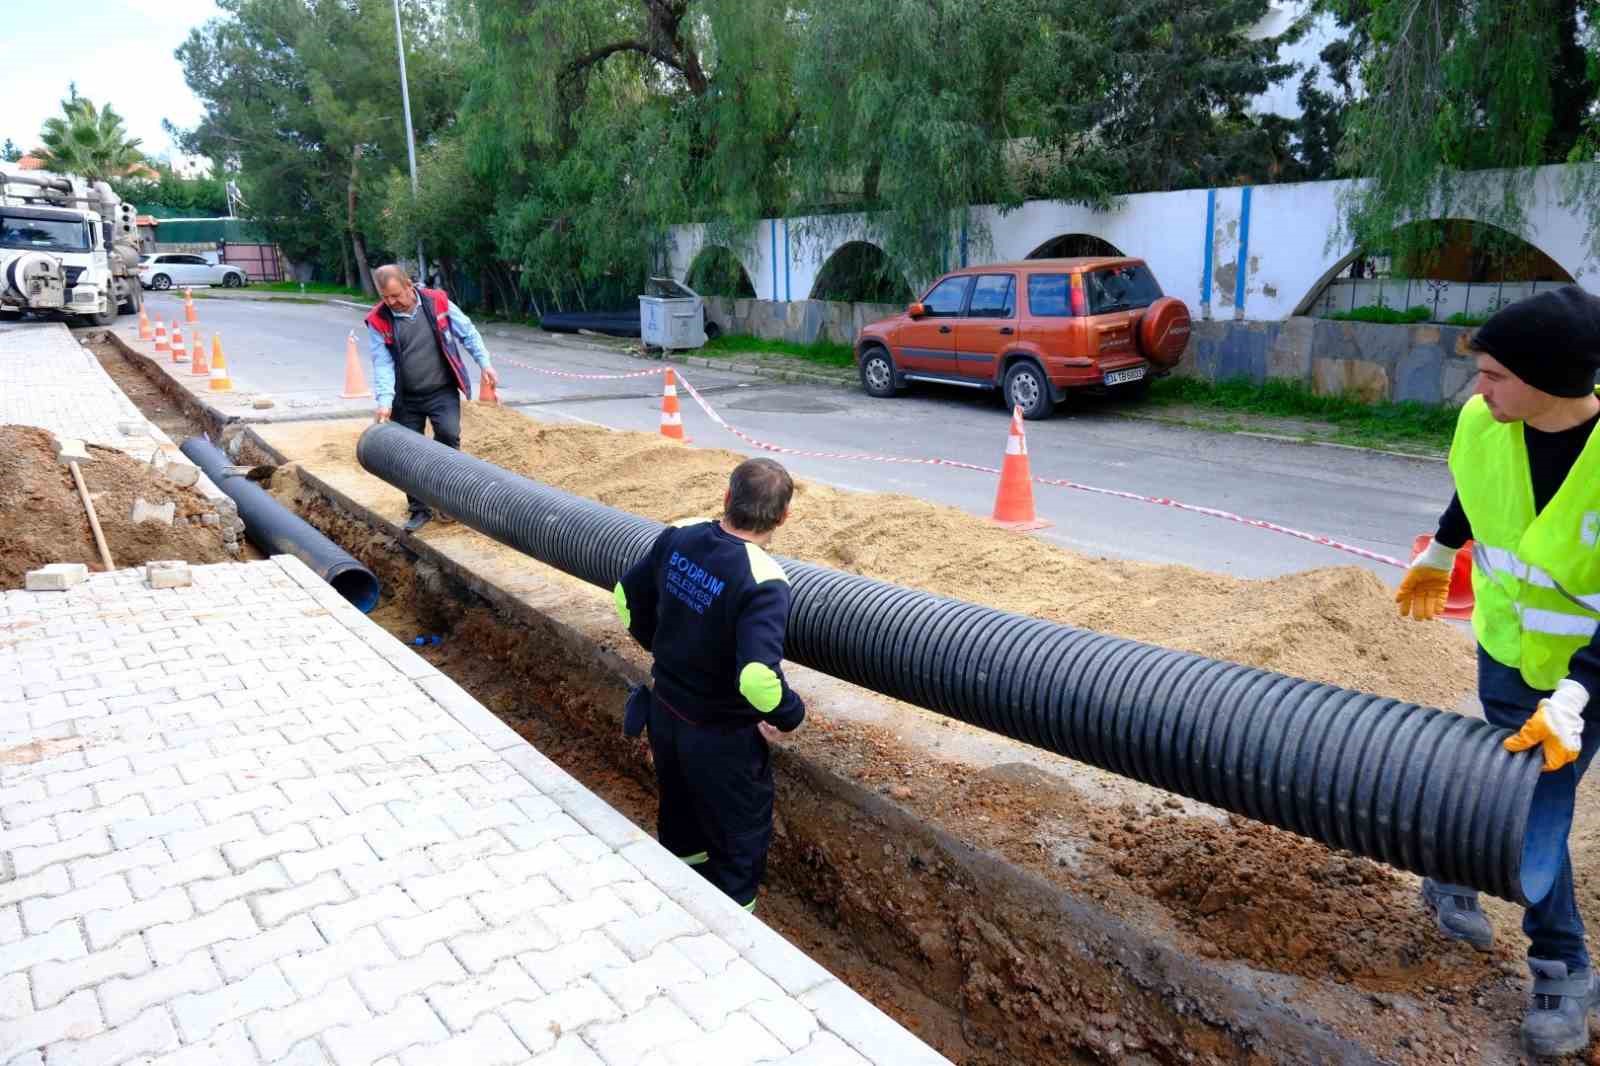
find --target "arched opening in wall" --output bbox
[685,246,756,298]
[1025,234,1126,259]
[1297,219,1574,324]
[808,242,912,304]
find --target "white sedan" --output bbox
[139,254,248,290]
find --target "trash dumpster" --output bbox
[639,277,707,351]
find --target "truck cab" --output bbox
[0,167,142,326]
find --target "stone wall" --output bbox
[703,296,902,346]
[1178,317,1478,406]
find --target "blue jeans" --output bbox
[1476,646,1600,970]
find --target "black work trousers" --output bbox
[391,386,461,515]
[647,698,774,909]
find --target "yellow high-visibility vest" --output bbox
[1450,395,1600,689]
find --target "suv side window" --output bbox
[1027,274,1072,317]
[967,274,1015,318]
[921,276,972,317]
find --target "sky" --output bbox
[0,0,222,161]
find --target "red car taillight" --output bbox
[1069,274,1086,316]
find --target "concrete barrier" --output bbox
[1177,317,1478,406]
[703,296,901,345]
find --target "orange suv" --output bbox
[854,257,1191,419]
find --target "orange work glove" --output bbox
[1505,679,1589,772]
[1395,539,1457,620]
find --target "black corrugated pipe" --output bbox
[356,421,1572,905]
[181,436,381,613]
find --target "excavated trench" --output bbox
[95,332,1523,1066]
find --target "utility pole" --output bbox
[392,0,426,283]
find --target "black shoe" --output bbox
[1420,878,1494,951]
[403,510,432,534]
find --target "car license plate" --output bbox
[1104,367,1147,386]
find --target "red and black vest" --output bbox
[365,287,471,399]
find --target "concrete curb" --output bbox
[1118,409,1449,463]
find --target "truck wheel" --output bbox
[859,346,899,398]
[1003,361,1053,420]
[119,282,143,315]
[88,297,118,327]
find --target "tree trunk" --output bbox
[347,145,375,298]
[340,236,353,289]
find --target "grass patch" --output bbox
[252,281,368,297]
[1148,376,1458,454]
[699,333,856,369]
[1326,304,1432,325]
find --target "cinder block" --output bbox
[146,562,192,589]
[25,564,89,592]
[164,463,201,488]
[252,397,276,410]
[55,438,91,464]
[130,499,176,527]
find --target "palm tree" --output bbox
[36,97,145,181]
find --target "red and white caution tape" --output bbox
[497,356,1409,568]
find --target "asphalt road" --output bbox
[140,290,1453,581]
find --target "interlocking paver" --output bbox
[2,559,943,1065]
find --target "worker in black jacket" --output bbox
[614,457,805,911]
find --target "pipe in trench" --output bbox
[355,421,1572,905]
[182,436,381,612]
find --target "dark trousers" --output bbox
[647,698,774,908]
[1476,646,1600,970]
[391,386,461,514]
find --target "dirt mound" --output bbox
[0,425,230,588]
[442,404,1475,708]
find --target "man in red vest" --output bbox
[364,264,499,532]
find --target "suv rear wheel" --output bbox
[859,346,898,398]
[150,273,172,290]
[223,272,243,288]
[1003,361,1052,420]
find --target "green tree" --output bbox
[177,0,469,292]
[109,167,230,215]
[35,96,145,180]
[1330,0,1600,261]
[467,0,798,310]
[0,139,21,163]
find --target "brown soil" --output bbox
[84,335,206,443]
[0,425,231,588]
[287,404,1475,708]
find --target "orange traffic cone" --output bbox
[138,307,151,340]
[190,329,210,377]
[171,322,185,364]
[184,288,197,323]
[154,319,169,355]
[209,333,232,391]
[340,332,371,399]
[478,372,500,406]
[990,406,1050,531]
[659,367,689,442]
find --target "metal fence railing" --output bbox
[1315,278,1561,323]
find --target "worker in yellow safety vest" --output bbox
[1397,285,1600,1058]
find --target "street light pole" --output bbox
[392,0,427,283]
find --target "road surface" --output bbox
[138,290,1452,581]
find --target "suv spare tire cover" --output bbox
[1137,297,1192,367]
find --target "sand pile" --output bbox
[0,425,231,588]
[377,405,1470,708]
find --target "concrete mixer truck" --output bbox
[0,165,142,326]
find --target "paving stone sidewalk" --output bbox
[0,557,947,1066]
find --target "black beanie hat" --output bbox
[1469,285,1600,398]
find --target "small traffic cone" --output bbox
[184,288,197,324]
[990,406,1050,531]
[209,333,232,391]
[659,367,689,442]
[171,322,185,364]
[153,320,168,354]
[340,332,371,399]
[190,329,210,377]
[137,307,151,340]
